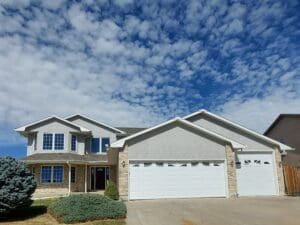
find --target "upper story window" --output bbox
[91,138,100,153]
[71,135,77,151]
[43,134,53,150]
[101,138,110,153]
[43,133,64,150]
[90,137,110,153]
[54,134,64,150]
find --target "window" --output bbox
[156,162,164,167]
[71,135,77,151]
[144,163,152,167]
[41,166,63,183]
[54,134,64,150]
[181,163,187,167]
[71,167,76,183]
[168,163,174,167]
[202,162,210,166]
[101,138,110,153]
[43,134,53,150]
[53,166,63,183]
[91,138,100,153]
[41,166,52,183]
[191,162,199,166]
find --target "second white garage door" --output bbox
[129,161,226,200]
[236,152,277,196]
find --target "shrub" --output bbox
[104,181,119,200]
[48,194,126,223]
[0,157,36,214]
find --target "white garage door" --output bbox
[129,161,226,200]
[236,152,277,196]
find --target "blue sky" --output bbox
[0,0,299,158]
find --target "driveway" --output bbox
[126,197,300,225]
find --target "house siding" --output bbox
[127,123,226,160]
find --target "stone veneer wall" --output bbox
[225,145,237,198]
[118,145,129,199]
[274,147,285,195]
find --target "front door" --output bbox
[91,167,106,190]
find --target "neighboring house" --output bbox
[16,110,293,200]
[264,114,300,166]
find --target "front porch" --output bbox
[28,163,117,199]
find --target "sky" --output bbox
[0,0,299,158]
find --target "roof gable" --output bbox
[65,114,125,134]
[15,116,90,134]
[184,109,293,151]
[111,117,245,149]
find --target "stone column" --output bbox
[274,147,285,195]
[118,145,129,200]
[225,145,237,198]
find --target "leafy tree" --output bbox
[0,157,36,214]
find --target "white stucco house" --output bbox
[16,109,293,200]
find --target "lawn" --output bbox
[0,198,126,225]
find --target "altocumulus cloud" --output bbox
[0,0,299,148]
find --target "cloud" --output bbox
[0,0,299,148]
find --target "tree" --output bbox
[0,157,36,214]
[104,181,119,200]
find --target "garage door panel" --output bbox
[236,152,277,196]
[129,161,226,200]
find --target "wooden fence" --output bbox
[283,165,300,195]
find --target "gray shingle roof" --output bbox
[116,127,147,136]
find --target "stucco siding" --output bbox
[127,123,226,160]
[189,115,274,150]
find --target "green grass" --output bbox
[0,198,60,222]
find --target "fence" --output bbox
[283,165,300,195]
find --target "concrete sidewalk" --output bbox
[126,197,300,225]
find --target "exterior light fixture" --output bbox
[121,161,126,168]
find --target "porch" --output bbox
[28,163,117,199]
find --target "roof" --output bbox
[65,114,125,134]
[15,116,90,134]
[183,109,294,152]
[264,114,300,135]
[116,127,147,136]
[111,117,246,149]
[21,153,107,164]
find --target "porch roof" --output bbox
[21,153,108,164]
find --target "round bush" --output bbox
[104,181,119,200]
[48,194,126,224]
[0,157,36,214]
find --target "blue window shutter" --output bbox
[91,138,100,153]
[101,138,110,153]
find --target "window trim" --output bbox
[40,165,64,184]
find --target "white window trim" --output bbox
[43,133,65,151]
[40,165,64,184]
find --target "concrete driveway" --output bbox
[126,197,300,225]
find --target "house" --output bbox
[264,114,300,166]
[16,110,293,200]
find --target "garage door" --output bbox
[129,161,226,200]
[236,152,277,196]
